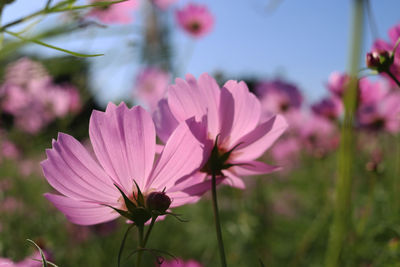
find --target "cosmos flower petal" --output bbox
[147,120,203,190]
[41,134,118,203]
[45,193,119,226]
[218,86,235,142]
[197,73,221,138]
[89,103,155,191]
[153,98,179,144]
[232,161,281,176]
[223,80,261,146]
[221,170,246,189]
[235,115,288,161]
[167,77,208,123]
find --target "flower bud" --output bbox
[366,50,394,72]
[146,191,171,213]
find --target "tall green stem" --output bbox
[325,1,365,266]
[211,173,227,267]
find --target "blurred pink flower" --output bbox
[42,102,206,225]
[3,57,50,87]
[271,138,301,168]
[134,67,170,111]
[357,92,400,133]
[326,71,350,98]
[0,58,81,134]
[154,73,287,190]
[311,96,343,121]
[152,0,178,10]
[159,259,202,267]
[0,197,24,213]
[358,78,389,106]
[175,3,214,38]
[298,114,339,157]
[255,79,303,119]
[0,251,49,267]
[87,0,138,24]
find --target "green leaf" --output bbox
[47,0,128,13]
[4,30,103,57]
[114,183,137,213]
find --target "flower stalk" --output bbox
[325,0,365,266]
[211,171,227,267]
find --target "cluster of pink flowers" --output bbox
[0,58,81,134]
[42,73,286,225]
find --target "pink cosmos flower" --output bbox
[42,102,206,225]
[326,71,350,98]
[255,79,303,119]
[159,259,202,267]
[134,67,170,111]
[311,96,343,121]
[154,73,287,190]
[152,0,178,10]
[87,0,138,24]
[175,3,214,38]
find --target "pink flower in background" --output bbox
[255,79,303,119]
[298,114,339,157]
[0,58,81,134]
[42,102,206,225]
[134,67,170,111]
[152,0,178,10]
[327,71,350,98]
[357,92,400,133]
[159,259,202,267]
[176,3,214,38]
[3,57,50,87]
[87,0,138,24]
[154,73,287,190]
[271,138,301,168]
[311,96,343,121]
[358,78,389,106]
[0,251,49,267]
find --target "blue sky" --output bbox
[2,0,400,105]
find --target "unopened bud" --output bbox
[146,192,171,213]
[366,50,394,72]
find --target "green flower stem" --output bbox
[325,0,365,266]
[136,225,144,267]
[211,172,227,267]
[385,70,400,88]
[143,216,156,248]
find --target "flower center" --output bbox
[188,21,201,33]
